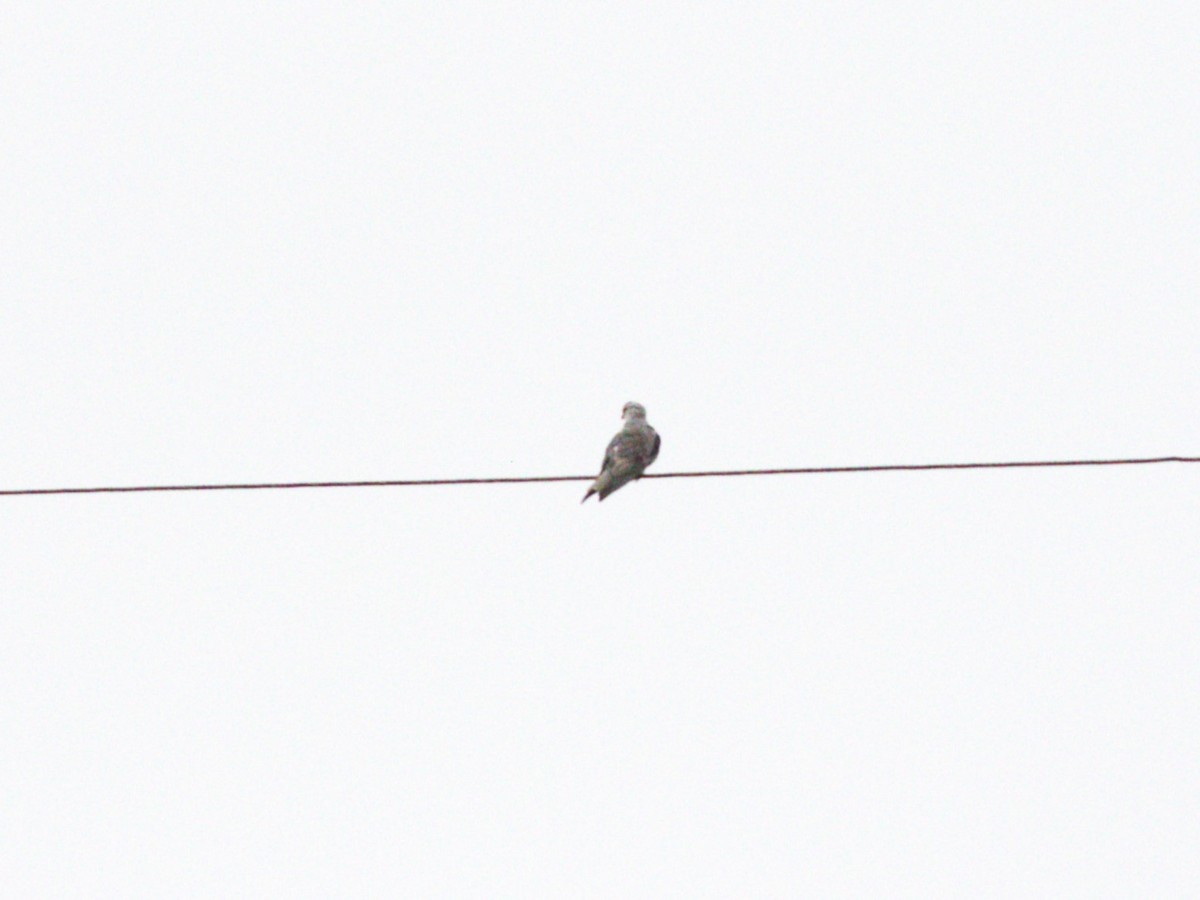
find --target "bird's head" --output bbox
[622,402,647,421]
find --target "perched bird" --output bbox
[582,402,661,503]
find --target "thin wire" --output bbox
[1,456,1197,497]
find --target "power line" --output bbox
[2,455,1197,498]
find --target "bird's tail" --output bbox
[582,471,610,503]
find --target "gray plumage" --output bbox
[582,402,661,503]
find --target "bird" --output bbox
[582,402,661,503]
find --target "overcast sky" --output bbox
[3,3,1198,895]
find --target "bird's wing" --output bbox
[599,433,625,472]
[599,425,658,473]
[647,431,661,466]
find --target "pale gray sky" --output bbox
[3,3,1198,896]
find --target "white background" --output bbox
[3,3,1198,895]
